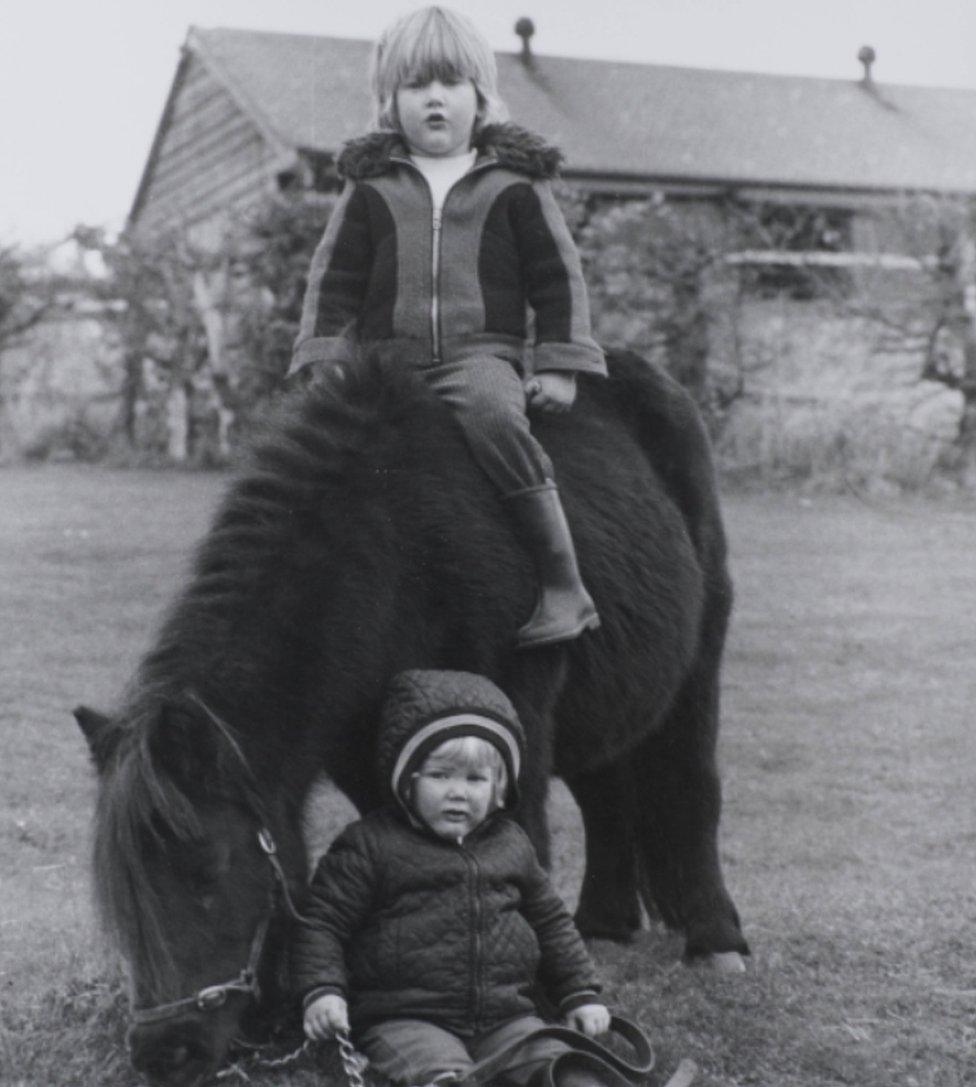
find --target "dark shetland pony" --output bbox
[76,350,747,1087]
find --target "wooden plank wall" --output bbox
[137,56,277,233]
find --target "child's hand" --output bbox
[304,993,350,1040]
[525,372,577,413]
[564,1002,611,1037]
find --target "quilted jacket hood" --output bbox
[378,670,526,813]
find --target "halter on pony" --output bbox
[129,694,309,1027]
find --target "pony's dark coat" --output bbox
[80,351,745,1084]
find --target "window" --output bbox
[737,204,853,299]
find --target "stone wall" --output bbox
[712,296,963,488]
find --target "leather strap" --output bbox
[455,1015,655,1087]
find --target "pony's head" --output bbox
[75,696,297,1087]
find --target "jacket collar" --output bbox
[391,801,507,847]
[338,123,563,181]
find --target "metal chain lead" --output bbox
[336,1028,368,1087]
[210,1029,370,1085]
[213,1038,314,1082]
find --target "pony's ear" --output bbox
[148,701,221,797]
[74,705,121,773]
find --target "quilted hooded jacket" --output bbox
[292,670,600,1036]
[289,124,606,379]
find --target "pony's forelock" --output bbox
[92,714,203,996]
[369,6,508,132]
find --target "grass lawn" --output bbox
[1,465,973,1086]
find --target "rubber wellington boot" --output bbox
[505,484,600,648]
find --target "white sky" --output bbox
[2,0,974,248]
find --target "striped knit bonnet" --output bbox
[377,669,525,812]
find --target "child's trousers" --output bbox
[420,355,554,495]
[357,1013,571,1087]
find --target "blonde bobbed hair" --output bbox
[370,6,509,134]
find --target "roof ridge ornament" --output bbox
[856,44,898,111]
[857,44,876,86]
[515,17,535,67]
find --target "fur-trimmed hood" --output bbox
[338,123,563,181]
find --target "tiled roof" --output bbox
[189,25,976,195]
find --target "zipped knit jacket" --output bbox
[292,670,600,1037]
[289,124,606,379]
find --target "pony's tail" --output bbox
[604,349,724,566]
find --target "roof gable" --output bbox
[171,26,976,199]
[130,42,287,230]
[190,27,374,154]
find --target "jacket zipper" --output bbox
[391,156,495,366]
[431,208,442,363]
[459,842,484,1031]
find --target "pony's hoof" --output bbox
[575,913,641,943]
[696,950,747,973]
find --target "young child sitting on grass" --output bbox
[293,669,610,1087]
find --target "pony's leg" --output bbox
[502,653,567,869]
[325,763,377,816]
[619,471,748,964]
[311,719,384,818]
[628,663,749,961]
[519,755,552,868]
[512,700,556,868]
[564,762,643,941]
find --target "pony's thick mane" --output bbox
[95,359,419,992]
[136,360,412,696]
